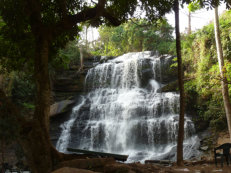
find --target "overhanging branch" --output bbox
[54,1,121,38]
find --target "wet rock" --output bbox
[50,100,75,117]
[200,146,209,151]
[100,56,115,63]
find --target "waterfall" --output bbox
[56,51,200,162]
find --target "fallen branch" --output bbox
[67,148,128,162]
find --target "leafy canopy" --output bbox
[94,18,175,56]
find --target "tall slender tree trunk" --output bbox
[174,0,185,166]
[188,11,191,35]
[79,46,84,71]
[85,26,88,50]
[214,7,231,141]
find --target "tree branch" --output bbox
[98,0,107,9]
[130,18,154,28]
[53,1,120,38]
[102,10,121,26]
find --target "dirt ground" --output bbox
[217,132,231,146]
[102,161,231,173]
[158,164,231,173]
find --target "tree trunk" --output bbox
[1,140,5,172]
[0,34,93,173]
[174,0,185,166]
[0,88,63,173]
[85,26,88,50]
[79,46,84,71]
[214,7,231,141]
[19,37,61,173]
[188,11,191,35]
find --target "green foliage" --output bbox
[53,40,81,69]
[94,19,175,56]
[0,15,34,73]
[0,69,36,110]
[22,103,35,110]
[188,0,201,12]
[11,73,35,104]
[182,10,231,131]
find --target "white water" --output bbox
[56,51,200,161]
[56,96,85,152]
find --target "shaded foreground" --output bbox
[2,149,231,173]
[51,159,231,173]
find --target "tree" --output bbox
[174,0,185,166]
[0,1,121,173]
[187,0,201,34]
[214,6,231,140]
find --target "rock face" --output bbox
[51,68,85,102]
[161,80,178,92]
[51,56,98,102]
[50,56,98,144]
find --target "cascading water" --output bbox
[56,51,200,162]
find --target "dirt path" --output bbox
[163,164,231,173]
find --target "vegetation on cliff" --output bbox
[182,10,231,131]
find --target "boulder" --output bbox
[50,100,75,117]
[52,167,97,173]
[99,56,115,63]
[104,164,135,173]
[200,146,209,151]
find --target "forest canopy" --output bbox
[93,19,175,56]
